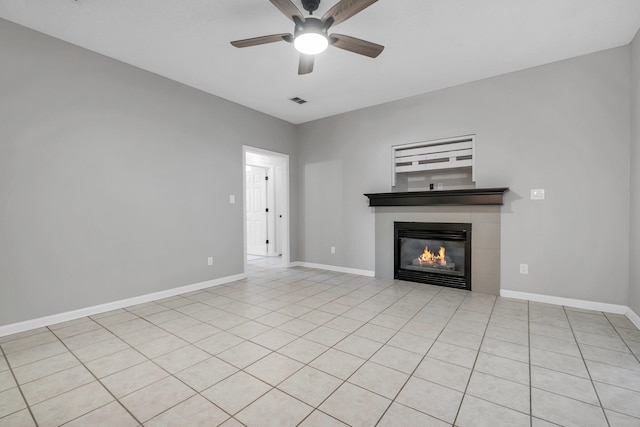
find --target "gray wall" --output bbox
[2,17,637,327]
[630,29,640,315]
[297,46,631,305]
[0,19,297,325]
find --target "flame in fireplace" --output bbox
[418,246,447,266]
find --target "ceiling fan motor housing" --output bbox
[301,0,321,14]
[294,17,327,37]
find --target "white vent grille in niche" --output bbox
[392,135,475,187]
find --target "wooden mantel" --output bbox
[364,188,509,207]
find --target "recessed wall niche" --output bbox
[392,135,476,192]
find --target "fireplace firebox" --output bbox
[394,222,472,290]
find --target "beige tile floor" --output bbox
[1,264,640,426]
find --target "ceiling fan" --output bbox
[231,0,384,75]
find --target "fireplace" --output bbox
[394,222,472,290]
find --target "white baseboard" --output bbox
[626,307,640,329]
[503,288,640,330]
[500,287,640,326]
[0,273,246,338]
[289,261,375,277]
[500,289,628,314]
[501,290,640,329]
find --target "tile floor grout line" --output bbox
[561,306,611,427]
[527,331,620,361]
[259,272,384,423]
[291,281,447,426]
[368,286,470,426]
[54,321,126,355]
[603,312,640,366]
[0,328,49,346]
[604,408,640,424]
[577,348,640,372]
[119,271,332,364]
[451,293,499,427]
[7,335,113,405]
[123,309,273,424]
[195,271,396,425]
[49,325,146,426]
[440,301,538,421]
[197,272,380,346]
[357,288,453,425]
[58,314,246,425]
[529,353,638,382]
[118,353,238,425]
[56,316,242,426]
[0,344,39,427]
[292,278,443,426]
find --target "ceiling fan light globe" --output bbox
[294,33,328,55]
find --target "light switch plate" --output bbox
[229,195,236,204]
[531,189,545,200]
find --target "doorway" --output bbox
[243,146,290,271]
[245,165,268,256]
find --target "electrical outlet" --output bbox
[437,183,443,190]
[520,264,528,274]
[207,257,213,266]
[330,246,336,254]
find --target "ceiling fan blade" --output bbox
[321,0,378,27]
[298,54,315,75]
[231,33,292,48]
[269,0,304,22]
[329,34,384,58]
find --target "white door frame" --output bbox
[242,146,290,272]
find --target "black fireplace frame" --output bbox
[394,222,472,290]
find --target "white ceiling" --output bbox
[2,0,640,124]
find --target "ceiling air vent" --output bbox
[289,97,307,105]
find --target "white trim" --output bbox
[0,273,246,338]
[500,289,628,314]
[243,146,290,273]
[501,289,640,327]
[289,261,375,277]
[626,307,640,329]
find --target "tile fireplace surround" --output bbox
[374,205,501,295]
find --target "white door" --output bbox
[246,165,268,256]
